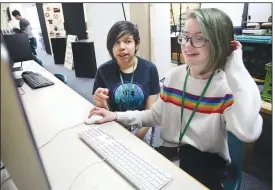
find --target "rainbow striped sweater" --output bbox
[117,49,262,163]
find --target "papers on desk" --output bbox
[13,71,24,79]
[13,69,24,75]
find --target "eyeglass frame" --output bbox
[177,34,209,48]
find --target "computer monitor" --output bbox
[1,38,51,190]
[1,33,24,87]
[2,33,33,71]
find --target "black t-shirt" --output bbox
[93,56,160,111]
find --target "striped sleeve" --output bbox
[221,94,234,113]
[160,85,234,114]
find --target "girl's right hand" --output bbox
[93,88,109,109]
[88,107,117,124]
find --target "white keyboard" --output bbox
[79,127,172,190]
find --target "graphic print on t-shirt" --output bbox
[114,82,145,111]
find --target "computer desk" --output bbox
[14,61,207,190]
[14,61,92,148]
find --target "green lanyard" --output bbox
[178,67,215,147]
[119,63,135,110]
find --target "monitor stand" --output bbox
[12,62,24,87]
[14,78,24,87]
[12,62,23,72]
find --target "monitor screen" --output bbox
[2,33,33,63]
[1,33,14,68]
[1,37,51,190]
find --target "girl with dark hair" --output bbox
[92,21,160,146]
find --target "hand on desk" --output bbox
[85,114,104,125]
[89,107,117,124]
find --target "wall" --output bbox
[7,3,43,48]
[85,3,130,67]
[1,3,10,29]
[201,3,245,26]
[43,3,66,39]
[150,3,171,80]
[84,3,93,41]
[8,3,41,30]
[85,3,171,79]
[9,3,24,28]
[21,4,42,39]
[130,3,151,61]
[171,3,200,25]
[247,3,272,22]
[42,3,66,54]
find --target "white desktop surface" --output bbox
[14,61,207,190]
[15,61,92,148]
[40,123,206,190]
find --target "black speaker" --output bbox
[51,37,66,64]
[72,40,97,78]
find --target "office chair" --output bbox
[224,132,244,190]
[54,73,67,84]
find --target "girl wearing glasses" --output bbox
[89,8,262,189]
[92,21,160,146]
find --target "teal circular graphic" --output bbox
[114,83,144,110]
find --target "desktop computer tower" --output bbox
[72,40,97,78]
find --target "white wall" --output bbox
[201,3,244,26]
[171,3,200,25]
[84,3,93,41]
[23,4,39,27]
[1,3,10,29]
[9,3,24,28]
[86,3,171,79]
[248,3,272,22]
[8,3,43,48]
[150,3,171,80]
[85,3,130,67]
[130,3,151,61]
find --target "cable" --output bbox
[150,127,155,147]
[122,3,127,21]
[38,122,84,150]
[1,176,12,187]
[68,158,106,190]
[19,87,25,95]
[0,163,5,170]
[177,3,183,66]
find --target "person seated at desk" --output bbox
[11,10,43,66]
[89,8,263,189]
[92,21,160,146]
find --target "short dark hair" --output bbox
[12,10,21,17]
[107,21,140,58]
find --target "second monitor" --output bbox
[2,33,34,71]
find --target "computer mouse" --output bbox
[84,115,103,125]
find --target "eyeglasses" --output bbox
[177,34,208,48]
